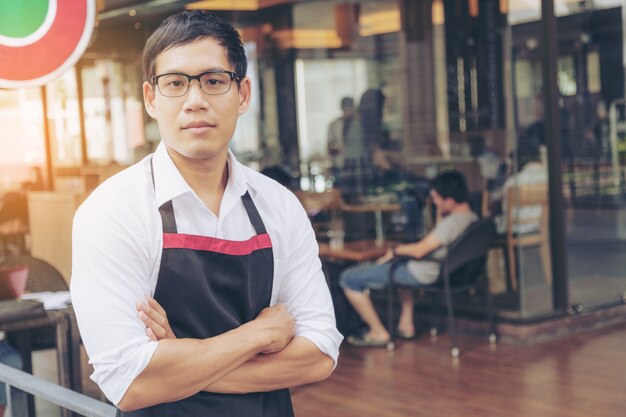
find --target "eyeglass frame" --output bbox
[150,70,240,97]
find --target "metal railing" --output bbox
[0,363,115,417]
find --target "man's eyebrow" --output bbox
[157,67,232,75]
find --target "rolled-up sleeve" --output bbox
[70,194,159,405]
[275,193,343,365]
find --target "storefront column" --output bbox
[541,0,568,310]
[400,0,438,156]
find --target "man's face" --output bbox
[430,189,455,216]
[143,37,251,161]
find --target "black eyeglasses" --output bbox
[151,70,239,97]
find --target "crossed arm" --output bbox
[119,301,334,411]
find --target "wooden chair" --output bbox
[387,218,498,357]
[492,184,551,290]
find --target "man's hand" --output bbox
[138,299,295,354]
[252,305,295,354]
[376,248,394,265]
[137,297,177,341]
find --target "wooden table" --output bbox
[341,203,401,246]
[318,240,393,263]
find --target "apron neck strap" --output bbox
[241,192,267,235]
[151,156,267,236]
[150,157,179,234]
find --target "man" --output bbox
[327,96,357,172]
[70,11,342,416]
[339,171,477,346]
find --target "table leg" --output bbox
[8,332,35,417]
[67,308,82,393]
[55,316,73,417]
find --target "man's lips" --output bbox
[183,121,216,129]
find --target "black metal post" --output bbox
[8,386,29,417]
[541,0,568,310]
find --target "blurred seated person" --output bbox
[339,171,477,346]
[494,143,547,235]
[468,135,503,192]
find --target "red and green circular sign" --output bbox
[0,0,96,88]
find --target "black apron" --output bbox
[118,162,294,417]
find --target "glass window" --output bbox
[0,88,46,192]
[46,69,82,167]
[555,2,626,311]
[291,0,403,197]
[80,60,144,165]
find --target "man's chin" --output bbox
[166,144,226,162]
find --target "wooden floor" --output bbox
[291,322,626,417]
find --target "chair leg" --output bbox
[499,247,512,293]
[485,279,497,344]
[507,243,517,291]
[430,292,443,337]
[386,264,396,351]
[443,286,459,358]
[539,238,552,286]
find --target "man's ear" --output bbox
[237,77,252,116]
[143,81,157,118]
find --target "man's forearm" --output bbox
[118,324,269,411]
[396,243,423,259]
[203,337,335,394]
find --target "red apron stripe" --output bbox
[163,233,272,255]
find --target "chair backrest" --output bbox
[0,255,68,292]
[505,183,548,234]
[444,218,497,278]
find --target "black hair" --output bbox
[142,10,247,82]
[340,97,354,110]
[430,171,469,204]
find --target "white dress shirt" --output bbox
[70,143,343,405]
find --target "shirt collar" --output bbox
[152,142,254,208]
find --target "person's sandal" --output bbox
[396,329,416,340]
[346,333,389,347]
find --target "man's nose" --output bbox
[183,80,209,110]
